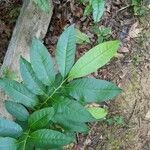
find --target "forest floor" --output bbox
[0,0,150,150]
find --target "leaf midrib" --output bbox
[63,30,73,76]
[30,114,49,128]
[22,61,45,94]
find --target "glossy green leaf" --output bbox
[84,4,92,16]
[80,0,89,4]
[30,38,55,86]
[68,41,120,80]
[20,57,46,95]
[0,118,23,138]
[5,101,29,121]
[56,25,76,78]
[28,107,54,130]
[0,137,18,150]
[76,28,90,43]
[29,129,74,148]
[76,29,90,44]
[53,115,89,133]
[65,78,122,102]
[91,0,105,22]
[54,98,95,122]
[0,78,39,108]
[132,0,143,15]
[33,0,50,13]
[87,107,107,119]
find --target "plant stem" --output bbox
[18,128,31,150]
[39,78,68,108]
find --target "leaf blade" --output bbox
[28,107,54,130]
[83,4,92,16]
[65,78,122,103]
[29,129,74,148]
[52,115,89,133]
[91,0,105,22]
[76,29,90,44]
[56,25,76,78]
[20,57,46,95]
[87,107,108,119]
[54,98,95,123]
[33,0,50,13]
[0,137,18,150]
[5,101,29,121]
[0,119,23,138]
[0,78,39,108]
[30,38,55,86]
[68,41,120,80]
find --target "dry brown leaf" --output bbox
[129,22,143,38]
[145,110,150,120]
[119,46,129,53]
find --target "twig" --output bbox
[117,5,131,13]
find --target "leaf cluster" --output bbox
[131,0,147,16]
[90,25,112,43]
[0,25,121,149]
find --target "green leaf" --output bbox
[53,115,89,133]
[56,25,76,78]
[29,129,74,148]
[0,137,18,150]
[30,38,55,86]
[28,107,54,130]
[5,101,29,121]
[68,41,120,80]
[132,0,143,15]
[87,107,107,119]
[0,78,39,108]
[54,98,95,123]
[91,0,105,22]
[84,4,92,16]
[20,57,46,95]
[33,0,50,13]
[0,118,23,138]
[76,29,90,44]
[80,0,89,4]
[15,120,28,131]
[65,78,122,103]
[18,132,34,150]
[1,67,17,80]
[62,121,89,133]
[99,27,112,37]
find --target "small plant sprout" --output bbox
[81,0,105,22]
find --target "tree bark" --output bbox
[0,0,53,119]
